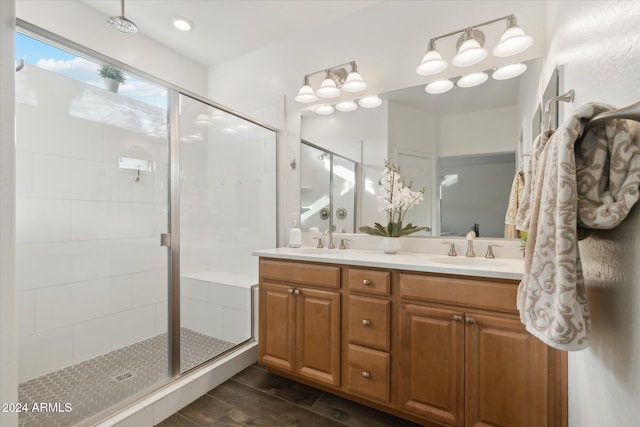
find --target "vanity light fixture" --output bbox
[317,70,341,98]
[416,39,448,75]
[493,16,533,57]
[416,14,533,74]
[294,76,318,103]
[452,29,487,67]
[295,61,368,103]
[492,62,527,80]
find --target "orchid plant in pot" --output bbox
[359,161,426,253]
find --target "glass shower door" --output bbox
[15,32,170,426]
[177,93,276,372]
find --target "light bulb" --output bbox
[457,72,488,88]
[492,63,527,80]
[358,95,382,108]
[425,79,454,94]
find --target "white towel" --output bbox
[516,103,640,351]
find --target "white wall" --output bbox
[16,65,168,382]
[437,106,519,157]
[16,0,207,95]
[0,0,18,424]
[545,2,640,426]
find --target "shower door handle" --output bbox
[160,233,171,247]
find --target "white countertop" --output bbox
[253,247,524,281]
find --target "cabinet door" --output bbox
[259,282,296,372]
[296,287,341,386]
[465,312,549,427]
[399,303,464,427]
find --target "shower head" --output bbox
[108,0,138,34]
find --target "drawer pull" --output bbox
[453,315,463,322]
[288,288,294,294]
[362,319,371,327]
[293,289,300,295]
[362,279,372,286]
[466,317,476,324]
[361,371,371,379]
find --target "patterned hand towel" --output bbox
[516,103,640,351]
[504,169,525,238]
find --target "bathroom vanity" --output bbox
[255,248,567,427]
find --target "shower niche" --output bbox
[300,141,357,233]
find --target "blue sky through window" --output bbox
[15,32,167,109]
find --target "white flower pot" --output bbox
[382,237,401,254]
[104,78,120,93]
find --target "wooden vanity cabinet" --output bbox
[258,258,567,427]
[399,273,563,427]
[259,259,341,387]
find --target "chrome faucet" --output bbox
[325,228,335,249]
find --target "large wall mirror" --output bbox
[301,57,543,239]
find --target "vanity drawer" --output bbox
[346,344,390,403]
[348,295,391,351]
[260,259,340,289]
[399,273,518,314]
[347,268,390,295]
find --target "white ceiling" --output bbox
[81,0,382,67]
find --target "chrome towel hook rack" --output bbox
[588,100,640,128]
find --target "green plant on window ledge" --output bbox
[98,64,126,83]
[359,160,427,237]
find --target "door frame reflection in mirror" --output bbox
[300,140,358,233]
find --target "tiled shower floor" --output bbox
[18,328,236,427]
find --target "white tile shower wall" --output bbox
[180,277,251,344]
[16,65,169,382]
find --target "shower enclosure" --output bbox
[15,27,276,427]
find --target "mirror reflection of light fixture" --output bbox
[492,63,527,80]
[425,79,454,95]
[336,100,358,112]
[493,15,533,57]
[452,29,487,67]
[195,113,211,126]
[312,104,335,115]
[358,95,382,108]
[417,39,448,76]
[457,71,488,88]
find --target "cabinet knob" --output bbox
[362,279,372,286]
[361,371,371,379]
[466,317,476,324]
[453,315,463,322]
[293,289,300,295]
[288,288,293,294]
[362,319,371,327]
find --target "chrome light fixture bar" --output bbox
[295,61,368,103]
[416,14,533,76]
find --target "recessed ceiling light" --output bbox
[172,17,194,32]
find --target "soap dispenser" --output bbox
[289,214,302,248]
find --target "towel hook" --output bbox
[543,89,575,131]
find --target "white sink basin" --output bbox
[432,257,506,268]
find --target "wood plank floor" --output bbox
[158,364,422,426]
